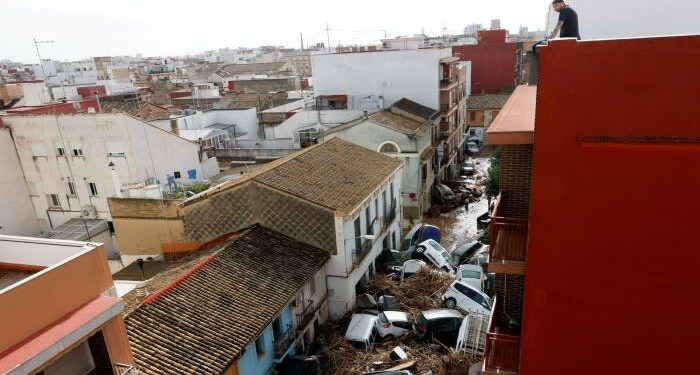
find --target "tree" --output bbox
[482,148,501,200]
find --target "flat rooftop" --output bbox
[0,235,98,294]
[486,85,536,145]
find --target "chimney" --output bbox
[170,119,179,136]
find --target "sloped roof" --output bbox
[124,226,329,375]
[466,93,512,110]
[184,137,402,213]
[391,98,439,120]
[368,110,432,136]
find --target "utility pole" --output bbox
[33,38,55,101]
[324,23,331,52]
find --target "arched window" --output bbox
[378,141,400,154]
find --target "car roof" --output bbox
[452,280,490,298]
[458,264,483,273]
[382,311,410,321]
[420,309,464,320]
[345,314,378,341]
[453,241,481,256]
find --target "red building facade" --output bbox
[521,35,700,375]
[453,30,516,94]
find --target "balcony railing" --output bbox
[490,196,529,264]
[354,238,374,264]
[483,296,521,375]
[273,327,294,360]
[384,199,397,224]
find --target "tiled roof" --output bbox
[466,93,512,110]
[184,137,402,213]
[391,98,439,120]
[125,226,329,375]
[368,110,432,136]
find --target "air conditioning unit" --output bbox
[81,205,98,219]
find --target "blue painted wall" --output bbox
[235,306,295,375]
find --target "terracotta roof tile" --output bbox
[184,138,402,213]
[368,111,432,136]
[466,93,512,109]
[124,226,329,375]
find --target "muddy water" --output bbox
[424,157,491,251]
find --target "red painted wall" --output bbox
[522,36,700,375]
[453,32,516,94]
[6,99,99,115]
[76,85,106,99]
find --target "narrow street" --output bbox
[424,154,492,251]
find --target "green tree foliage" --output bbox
[482,148,501,199]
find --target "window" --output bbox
[56,142,66,156]
[374,197,379,221]
[72,143,83,156]
[88,182,98,196]
[309,274,316,295]
[365,207,372,235]
[461,270,481,280]
[469,129,476,136]
[394,321,412,329]
[272,317,282,341]
[66,181,77,197]
[47,194,61,208]
[354,217,361,252]
[378,142,399,153]
[255,335,266,355]
[174,171,181,179]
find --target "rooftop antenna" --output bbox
[324,23,331,52]
[33,38,54,101]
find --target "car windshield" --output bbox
[461,270,481,279]
[378,313,388,323]
[427,240,447,252]
[441,251,450,262]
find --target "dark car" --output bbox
[432,184,458,207]
[461,160,476,176]
[451,241,486,266]
[413,309,465,347]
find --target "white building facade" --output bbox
[0,128,41,236]
[150,108,258,144]
[4,113,218,233]
[311,48,453,110]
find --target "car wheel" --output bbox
[445,298,457,309]
[415,245,426,254]
[384,334,396,341]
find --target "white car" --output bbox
[414,239,454,273]
[375,311,412,340]
[456,264,486,291]
[345,313,378,350]
[400,259,428,282]
[443,280,491,315]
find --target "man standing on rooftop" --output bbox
[549,0,581,40]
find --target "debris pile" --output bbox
[314,270,479,375]
[370,269,454,315]
[318,322,478,375]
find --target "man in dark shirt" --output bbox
[550,0,581,40]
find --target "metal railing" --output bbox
[483,296,521,374]
[273,327,294,359]
[354,238,374,264]
[490,196,529,262]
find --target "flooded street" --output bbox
[424,155,492,251]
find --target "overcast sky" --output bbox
[3,0,699,63]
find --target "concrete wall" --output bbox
[6,113,211,231]
[18,82,51,105]
[150,108,258,141]
[312,48,451,110]
[107,198,195,257]
[0,129,40,236]
[235,306,295,375]
[0,243,113,353]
